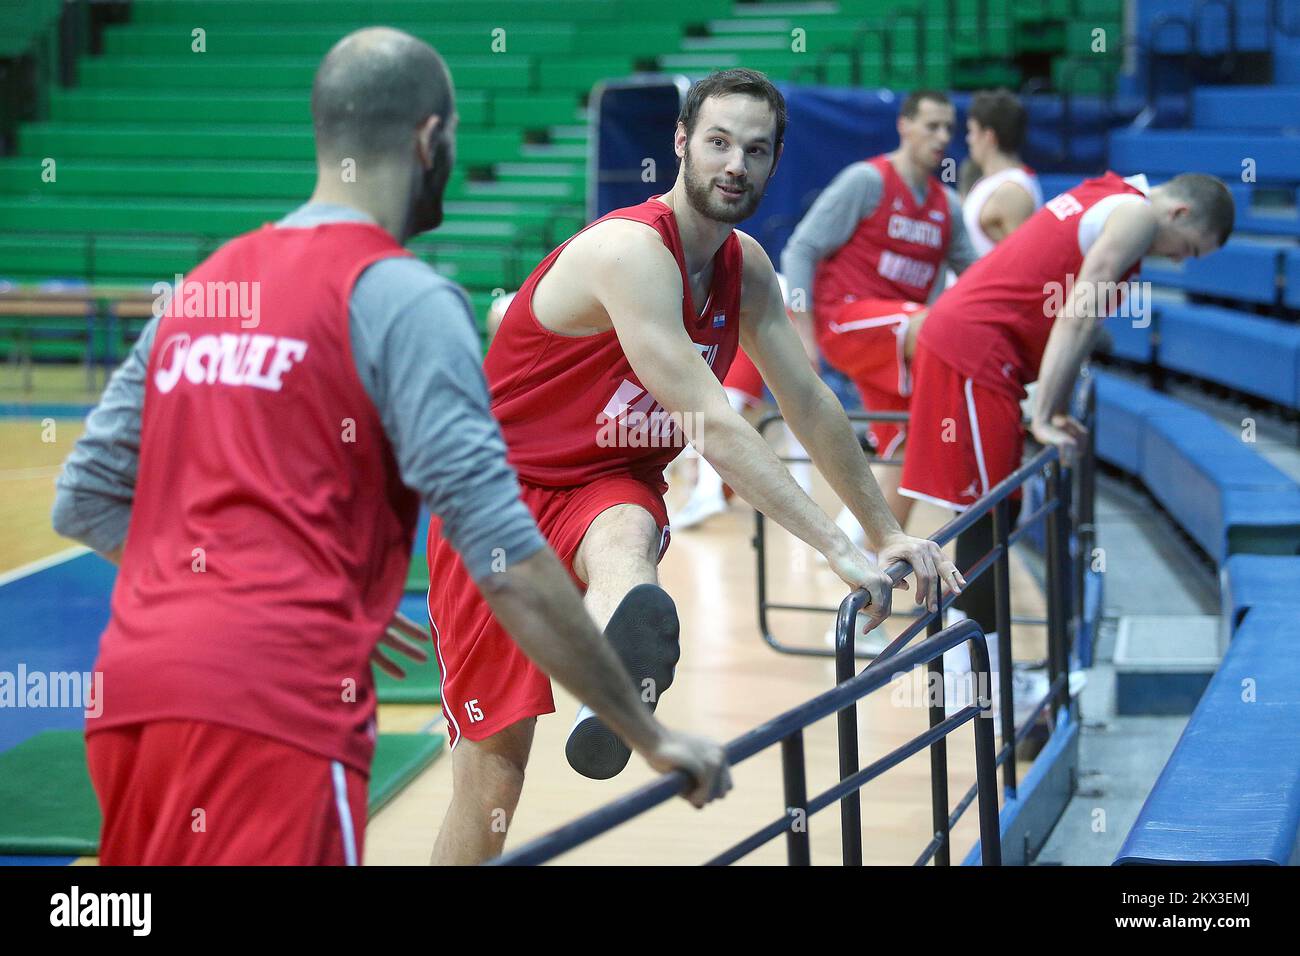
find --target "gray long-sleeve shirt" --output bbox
[52,203,544,581]
[780,160,980,309]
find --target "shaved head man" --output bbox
[55,27,728,867]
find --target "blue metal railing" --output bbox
[493,618,1002,866]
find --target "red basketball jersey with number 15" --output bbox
[485,196,743,491]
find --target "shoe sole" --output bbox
[565,584,681,780]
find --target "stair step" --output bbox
[1114,615,1222,716]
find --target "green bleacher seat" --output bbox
[18,124,522,165]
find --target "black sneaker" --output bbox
[565,584,681,780]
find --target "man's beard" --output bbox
[682,147,765,224]
[409,133,453,236]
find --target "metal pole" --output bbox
[926,610,951,865]
[1055,460,1075,715]
[782,731,811,866]
[754,508,770,647]
[967,629,1003,866]
[837,599,863,866]
[991,497,1017,795]
[1044,461,1066,724]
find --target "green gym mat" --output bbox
[367,731,446,815]
[405,553,429,592]
[0,730,446,856]
[373,650,442,703]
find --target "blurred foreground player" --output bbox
[902,172,1234,669]
[427,69,963,863]
[52,28,728,866]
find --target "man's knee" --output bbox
[451,718,535,811]
[574,504,659,585]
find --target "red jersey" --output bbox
[813,155,953,321]
[485,196,743,490]
[920,171,1148,398]
[91,222,418,773]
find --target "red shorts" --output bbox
[722,347,765,406]
[898,343,1025,511]
[86,719,367,866]
[427,474,669,747]
[817,298,925,458]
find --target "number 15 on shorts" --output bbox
[465,699,484,723]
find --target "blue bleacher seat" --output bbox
[1138,0,1272,56]
[1221,554,1300,630]
[1140,409,1300,560]
[1229,185,1300,239]
[1179,240,1282,305]
[1285,248,1300,310]
[1156,302,1300,407]
[1192,86,1300,132]
[1223,487,1300,556]
[1092,370,1182,474]
[1115,606,1300,865]
[1101,311,1155,364]
[1110,131,1300,184]
[1034,173,1078,204]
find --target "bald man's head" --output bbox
[311,27,453,164]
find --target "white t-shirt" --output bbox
[962,165,1045,256]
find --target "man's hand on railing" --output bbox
[641,729,733,808]
[876,532,966,615]
[824,543,897,630]
[1030,413,1088,469]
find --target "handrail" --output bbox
[494,372,1095,866]
[492,619,1001,866]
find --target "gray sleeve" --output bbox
[351,258,545,581]
[51,317,159,553]
[944,186,981,275]
[780,162,883,310]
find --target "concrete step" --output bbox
[1113,615,1223,716]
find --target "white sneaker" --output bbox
[672,488,727,529]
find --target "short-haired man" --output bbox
[427,70,963,863]
[782,89,980,533]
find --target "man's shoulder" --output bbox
[559,216,673,275]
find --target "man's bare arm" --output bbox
[1032,201,1156,456]
[738,234,900,548]
[737,234,964,609]
[592,223,862,574]
[979,181,1037,245]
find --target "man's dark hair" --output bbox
[678,68,787,154]
[968,88,1028,153]
[1164,173,1236,246]
[311,28,453,161]
[899,89,951,119]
